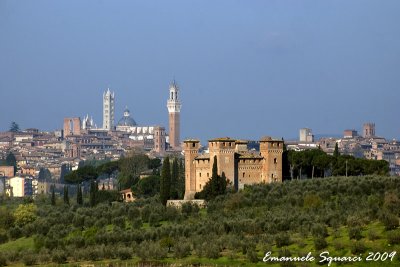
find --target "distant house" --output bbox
[120,188,135,202]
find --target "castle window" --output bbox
[199,173,201,177]
[207,173,209,177]
[192,143,195,148]
[274,158,277,164]
[200,184,202,189]
[243,172,245,178]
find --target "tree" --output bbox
[77,184,83,205]
[196,156,228,200]
[333,143,340,158]
[118,153,150,189]
[177,159,185,199]
[89,179,98,207]
[6,152,17,175]
[160,157,171,205]
[63,186,69,205]
[170,158,179,199]
[9,122,20,132]
[132,175,160,197]
[13,203,37,227]
[38,168,52,182]
[51,185,56,206]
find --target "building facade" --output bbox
[167,80,181,150]
[183,136,283,200]
[103,88,115,131]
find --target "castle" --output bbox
[183,137,283,200]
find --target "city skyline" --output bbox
[1,1,399,141]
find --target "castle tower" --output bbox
[167,80,182,150]
[260,137,283,183]
[153,126,166,153]
[183,139,200,200]
[208,138,236,185]
[363,123,375,138]
[103,88,115,131]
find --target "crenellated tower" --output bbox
[167,80,182,150]
[259,137,283,183]
[183,139,200,200]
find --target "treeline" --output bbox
[64,153,162,188]
[283,145,389,180]
[0,175,399,265]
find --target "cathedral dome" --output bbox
[117,107,137,127]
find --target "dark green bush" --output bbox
[275,233,291,248]
[51,249,67,264]
[348,226,363,240]
[387,230,400,245]
[350,241,367,254]
[314,237,328,250]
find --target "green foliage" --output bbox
[275,233,291,247]
[160,157,171,205]
[0,208,15,230]
[5,152,17,175]
[13,204,37,227]
[196,156,228,200]
[65,165,97,184]
[314,236,328,250]
[63,186,69,205]
[77,184,83,205]
[286,149,389,178]
[51,185,56,206]
[38,168,51,182]
[9,122,20,132]
[350,240,367,254]
[348,226,363,240]
[0,230,8,245]
[132,175,160,197]
[89,179,98,207]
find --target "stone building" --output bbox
[363,123,376,138]
[183,136,283,200]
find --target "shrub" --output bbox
[174,240,191,258]
[350,241,367,254]
[387,230,400,245]
[132,218,143,229]
[148,213,160,227]
[333,240,345,250]
[51,249,67,264]
[275,233,291,248]
[311,223,328,238]
[0,253,6,267]
[112,216,126,229]
[246,249,258,263]
[9,226,22,239]
[0,230,8,244]
[23,253,37,266]
[348,226,363,240]
[203,243,220,259]
[380,212,399,230]
[117,246,132,260]
[367,229,380,241]
[314,237,328,250]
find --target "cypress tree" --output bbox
[63,186,69,205]
[160,157,171,205]
[89,179,97,207]
[170,158,179,199]
[77,184,83,205]
[51,184,56,206]
[333,143,340,158]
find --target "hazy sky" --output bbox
[1,0,399,141]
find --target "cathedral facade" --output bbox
[183,137,283,200]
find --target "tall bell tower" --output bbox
[167,80,182,150]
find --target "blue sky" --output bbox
[0,0,399,141]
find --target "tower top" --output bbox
[167,79,182,113]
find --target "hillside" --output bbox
[0,175,400,266]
